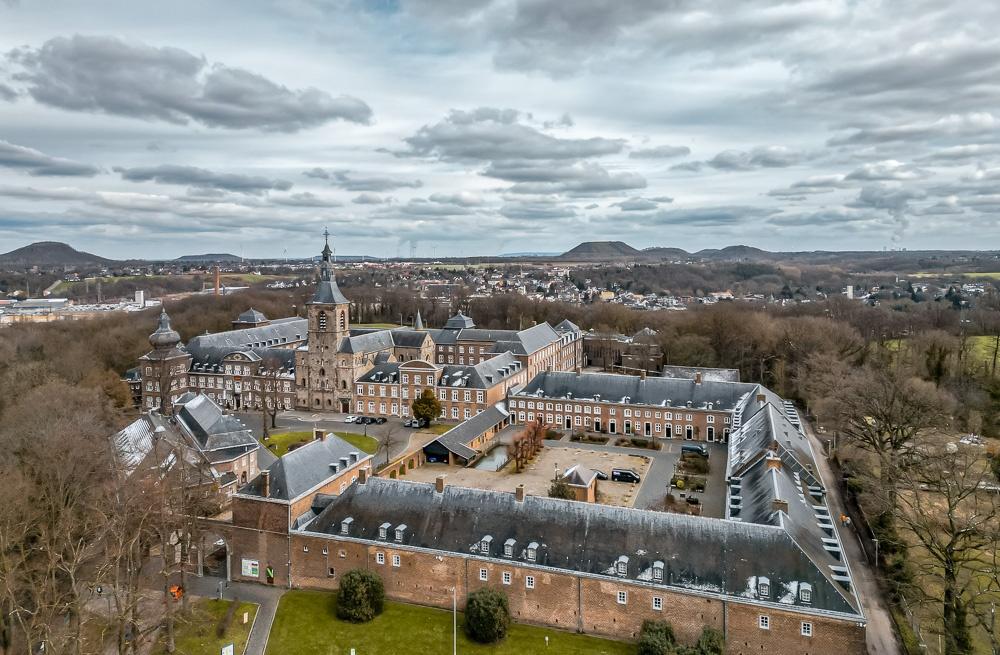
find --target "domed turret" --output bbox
[149,309,181,349]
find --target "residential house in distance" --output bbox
[583,328,663,373]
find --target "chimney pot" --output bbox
[640,370,647,381]
[435,475,446,493]
[314,428,324,441]
[756,393,767,404]
[772,498,789,513]
[340,456,349,469]
[359,468,368,485]
[515,484,526,502]
[350,451,359,464]
[694,372,702,384]
[260,470,270,497]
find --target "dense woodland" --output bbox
[3,282,1000,652]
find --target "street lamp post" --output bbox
[452,585,457,655]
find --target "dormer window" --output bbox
[799,583,812,603]
[615,555,629,577]
[340,517,353,535]
[378,522,391,540]
[395,524,407,543]
[758,577,770,598]
[526,542,538,562]
[652,561,664,582]
[503,538,515,558]
[480,535,493,556]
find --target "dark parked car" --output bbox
[681,443,709,457]
[594,470,609,481]
[611,468,641,484]
[374,417,387,424]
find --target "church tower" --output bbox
[300,230,353,411]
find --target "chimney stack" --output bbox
[350,452,359,464]
[574,366,582,377]
[772,498,789,513]
[435,475,447,493]
[694,372,702,385]
[766,452,782,470]
[640,369,647,381]
[314,428,325,441]
[359,468,368,485]
[515,484,526,503]
[756,393,767,405]
[261,470,270,497]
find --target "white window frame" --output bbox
[502,571,511,585]
[801,621,812,637]
[479,568,488,581]
[616,591,627,605]
[758,615,770,630]
[376,552,385,565]
[392,554,400,568]
[525,575,535,589]
[652,596,662,611]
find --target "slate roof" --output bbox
[562,463,597,487]
[662,365,741,383]
[340,330,395,355]
[432,403,510,459]
[174,393,259,454]
[242,434,371,502]
[236,308,268,324]
[311,272,351,305]
[305,478,863,618]
[186,344,296,373]
[428,321,563,356]
[438,352,522,389]
[187,317,306,351]
[555,319,581,333]
[444,312,476,329]
[518,371,758,412]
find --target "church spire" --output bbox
[321,227,332,263]
[310,229,350,305]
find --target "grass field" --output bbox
[883,336,999,376]
[265,590,632,655]
[154,599,257,655]
[426,423,456,435]
[263,430,379,457]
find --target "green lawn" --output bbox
[426,423,456,435]
[263,431,378,457]
[266,590,632,655]
[155,599,257,655]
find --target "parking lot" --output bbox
[403,446,652,507]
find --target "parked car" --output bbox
[343,415,358,423]
[594,470,609,481]
[374,417,387,424]
[611,468,641,484]
[403,418,418,427]
[681,443,709,457]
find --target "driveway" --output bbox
[181,575,285,655]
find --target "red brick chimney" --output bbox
[772,498,789,513]
[359,468,368,485]
[261,470,270,497]
[435,475,447,493]
[313,428,324,441]
[694,372,702,385]
[515,484,526,502]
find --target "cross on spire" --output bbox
[321,227,333,262]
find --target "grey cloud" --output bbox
[543,113,574,128]
[352,192,392,205]
[630,144,691,159]
[271,192,342,208]
[115,164,292,195]
[913,197,964,216]
[768,208,884,227]
[500,200,577,220]
[0,82,17,101]
[849,183,926,241]
[917,144,1000,164]
[320,169,422,191]
[647,205,778,227]
[402,108,624,162]
[845,160,929,181]
[613,197,661,211]
[0,139,100,176]
[707,146,802,171]
[828,113,999,146]
[428,192,484,206]
[395,198,476,216]
[7,35,372,131]
[670,161,704,172]
[486,161,646,195]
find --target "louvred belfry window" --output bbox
[318,311,328,331]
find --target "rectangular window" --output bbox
[502,571,511,585]
[652,597,662,611]
[479,568,488,581]
[758,615,769,630]
[525,576,535,589]
[616,591,627,605]
[392,554,400,568]
[328,567,336,577]
[801,622,812,637]
[376,552,385,565]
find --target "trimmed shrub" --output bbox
[695,627,725,654]
[548,478,575,500]
[336,569,385,623]
[464,588,511,644]
[637,619,676,655]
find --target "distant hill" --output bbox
[694,245,773,261]
[175,253,242,263]
[0,241,116,269]
[559,241,642,261]
[643,247,691,259]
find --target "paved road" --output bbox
[803,421,900,655]
[183,575,285,655]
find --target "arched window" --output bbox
[319,368,325,377]
[318,311,328,331]
[341,380,347,390]
[240,471,247,484]
[338,311,346,331]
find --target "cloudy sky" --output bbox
[1,0,998,259]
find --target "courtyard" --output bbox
[402,445,652,507]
